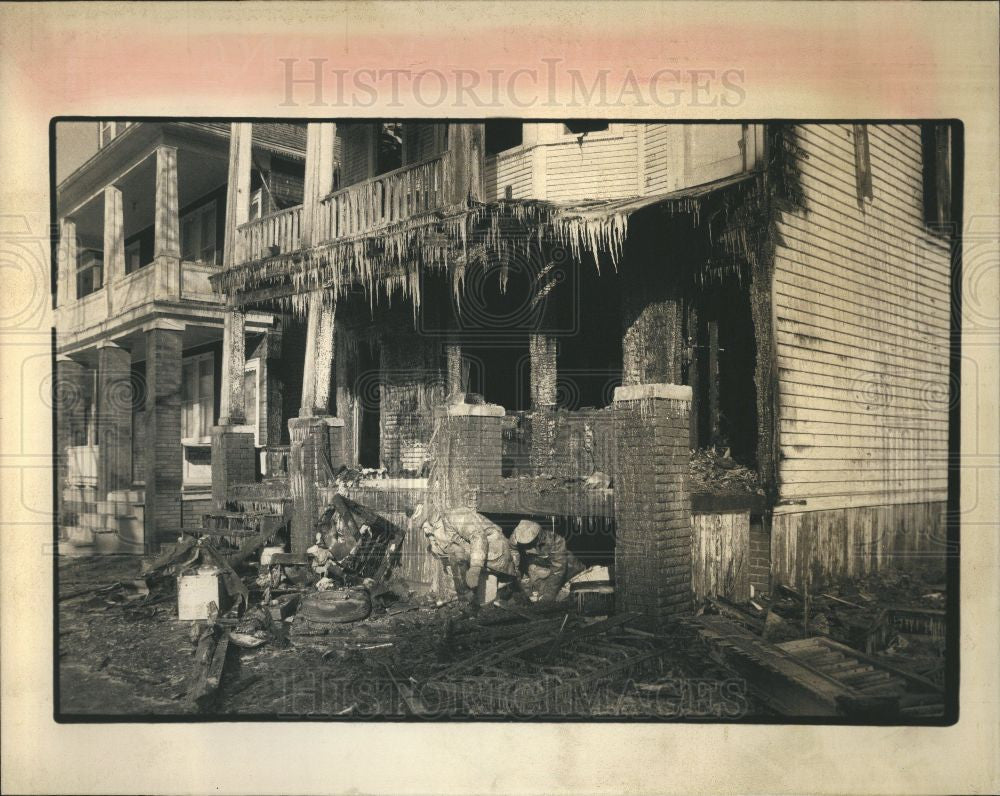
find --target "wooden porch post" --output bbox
[446,123,486,205]
[301,122,337,248]
[219,306,246,425]
[103,184,124,315]
[300,289,335,416]
[222,122,253,269]
[154,145,180,259]
[58,217,77,308]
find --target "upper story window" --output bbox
[377,123,403,175]
[76,249,103,299]
[98,121,133,149]
[485,121,523,155]
[181,200,218,265]
[562,120,610,136]
[125,240,142,275]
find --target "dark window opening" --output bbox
[563,120,610,136]
[357,340,381,468]
[922,123,953,229]
[687,285,758,467]
[76,249,103,299]
[485,120,523,155]
[376,123,403,176]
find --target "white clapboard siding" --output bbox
[773,123,951,510]
[543,125,640,201]
[483,148,534,201]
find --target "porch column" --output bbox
[154,146,180,259]
[528,333,558,474]
[55,355,89,529]
[445,338,464,397]
[103,185,124,315]
[300,289,335,416]
[57,217,77,308]
[144,323,183,549]
[154,145,181,301]
[621,266,683,387]
[96,341,132,497]
[222,122,253,269]
[219,306,246,425]
[301,122,337,247]
[529,333,558,409]
[446,123,486,205]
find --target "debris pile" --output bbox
[689,447,764,496]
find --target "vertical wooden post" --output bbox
[58,217,77,307]
[154,146,180,259]
[301,122,337,247]
[446,123,485,205]
[103,185,124,314]
[300,289,335,417]
[707,319,720,445]
[313,294,336,415]
[222,122,253,269]
[219,306,246,425]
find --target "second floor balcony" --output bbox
[232,143,450,266]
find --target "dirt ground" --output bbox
[56,554,946,720]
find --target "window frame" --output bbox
[243,357,261,447]
[124,239,143,275]
[180,199,219,265]
[76,248,104,299]
[180,351,216,446]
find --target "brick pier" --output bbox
[612,383,693,628]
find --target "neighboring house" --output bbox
[54,121,306,553]
[201,120,954,613]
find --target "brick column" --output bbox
[55,356,90,527]
[96,342,132,497]
[288,416,345,552]
[613,383,693,628]
[431,403,503,509]
[144,326,183,548]
[210,427,256,509]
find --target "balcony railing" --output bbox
[232,152,449,266]
[235,205,302,263]
[317,153,447,242]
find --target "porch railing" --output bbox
[231,152,449,265]
[235,205,303,263]
[317,153,448,242]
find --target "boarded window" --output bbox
[852,124,873,208]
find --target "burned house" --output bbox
[54,121,307,553]
[59,120,955,628]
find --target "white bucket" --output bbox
[177,566,226,620]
